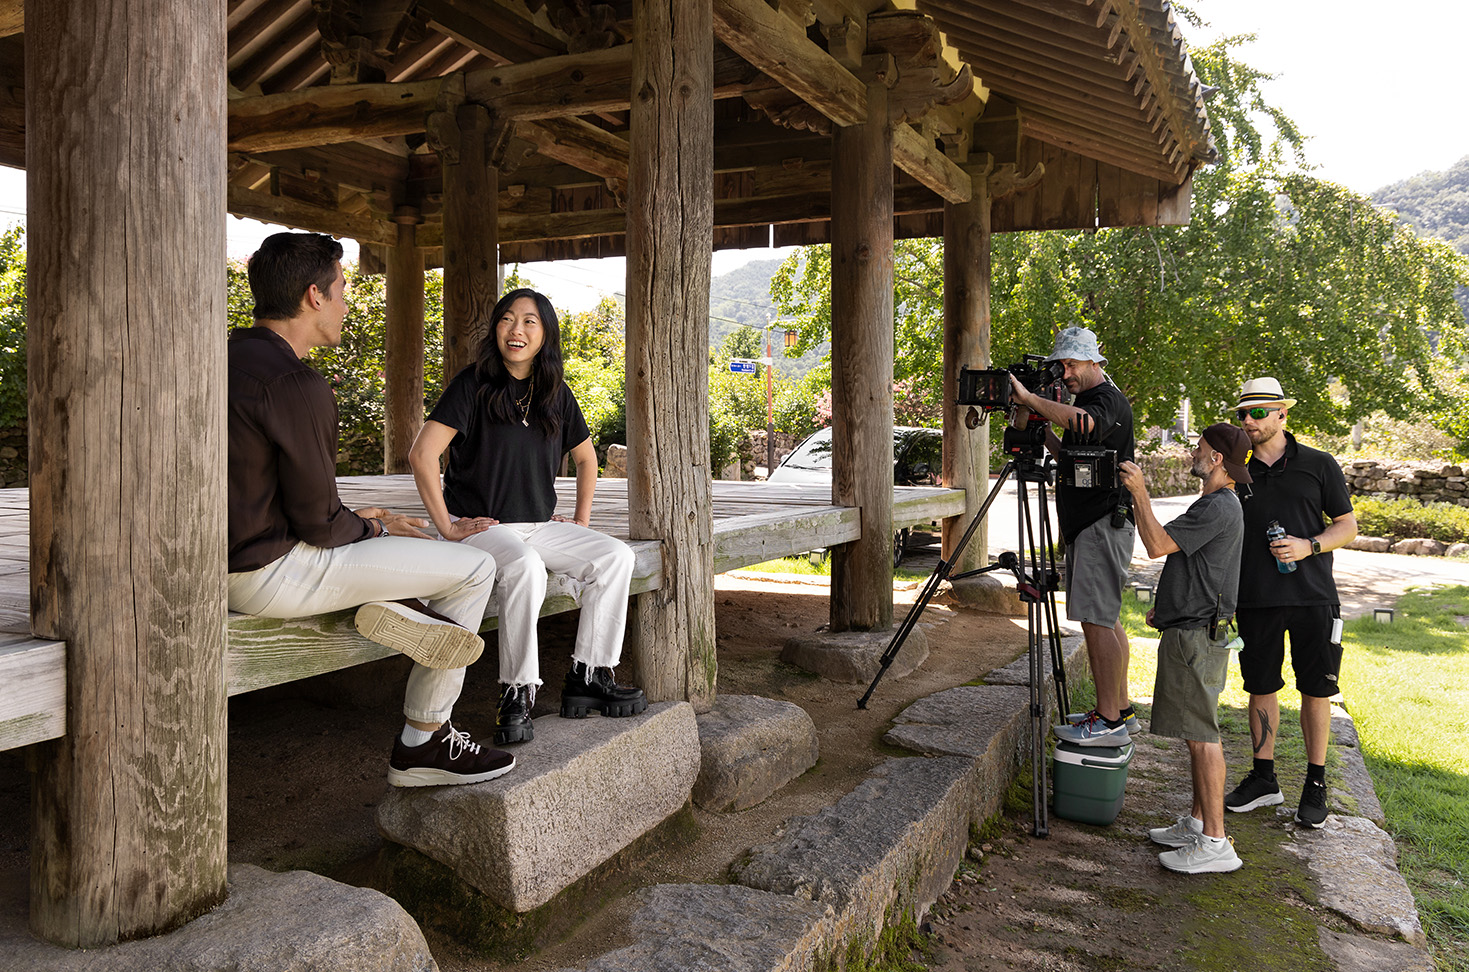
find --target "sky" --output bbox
[2,0,1466,312]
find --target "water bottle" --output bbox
[1266,520,1296,574]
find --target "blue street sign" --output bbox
[728,359,758,374]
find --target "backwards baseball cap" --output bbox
[1235,376,1297,410]
[1043,326,1107,366]
[1200,423,1253,484]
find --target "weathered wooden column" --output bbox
[942,170,992,573]
[436,105,498,380]
[384,212,425,473]
[625,0,716,707]
[26,0,227,946]
[828,80,895,632]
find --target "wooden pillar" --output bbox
[942,173,992,572]
[828,81,895,633]
[439,105,498,381]
[25,0,227,946]
[624,0,716,708]
[384,214,425,474]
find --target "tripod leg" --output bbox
[1036,479,1071,719]
[1018,474,1050,837]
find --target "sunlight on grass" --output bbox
[1339,585,1469,964]
[738,554,933,583]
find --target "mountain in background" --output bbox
[709,256,822,380]
[1372,155,1469,255]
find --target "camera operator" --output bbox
[1119,425,1248,874]
[1224,377,1357,829]
[1008,326,1136,746]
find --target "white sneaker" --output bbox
[355,600,484,669]
[1159,834,1242,874]
[1149,813,1204,848]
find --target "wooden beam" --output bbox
[438,104,500,380]
[712,0,867,128]
[0,0,21,37]
[893,123,970,204]
[384,219,424,474]
[941,167,990,572]
[465,45,635,120]
[419,0,566,63]
[228,184,398,245]
[516,116,630,182]
[227,77,446,153]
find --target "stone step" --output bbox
[554,884,835,972]
[1,864,435,972]
[730,755,978,952]
[377,701,699,913]
[694,694,819,812]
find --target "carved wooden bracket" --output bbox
[550,0,623,53]
[988,161,1045,200]
[821,16,865,70]
[742,81,832,135]
[887,63,972,127]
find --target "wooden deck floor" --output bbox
[0,477,964,750]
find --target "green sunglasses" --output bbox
[1236,406,1281,420]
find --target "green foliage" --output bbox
[561,296,627,455]
[1349,495,1469,545]
[771,36,1469,443]
[0,226,25,430]
[1372,154,1469,258]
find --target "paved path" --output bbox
[953,482,1468,620]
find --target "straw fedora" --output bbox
[1235,377,1296,410]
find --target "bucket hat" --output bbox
[1043,326,1107,366]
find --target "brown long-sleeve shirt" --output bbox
[227,326,372,573]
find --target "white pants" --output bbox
[227,537,497,724]
[459,521,635,687]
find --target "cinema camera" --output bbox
[958,355,1120,491]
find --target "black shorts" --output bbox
[1236,605,1342,699]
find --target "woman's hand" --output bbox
[439,516,496,541]
[551,513,590,528]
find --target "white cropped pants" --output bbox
[227,537,497,724]
[458,520,635,687]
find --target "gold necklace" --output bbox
[514,375,534,427]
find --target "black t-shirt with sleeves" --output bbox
[1056,378,1135,542]
[428,365,591,523]
[1236,431,1353,609]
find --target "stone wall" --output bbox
[1340,459,1469,507]
[0,423,25,488]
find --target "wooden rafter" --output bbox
[228,77,446,153]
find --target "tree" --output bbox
[0,226,25,433]
[771,35,1469,440]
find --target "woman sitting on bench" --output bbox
[409,288,646,746]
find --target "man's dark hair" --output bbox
[248,232,344,321]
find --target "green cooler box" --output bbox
[1052,740,1134,825]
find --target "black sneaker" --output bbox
[495,684,535,745]
[560,662,648,718]
[1295,778,1329,829]
[1225,768,1284,812]
[387,722,514,787]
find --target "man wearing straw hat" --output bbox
[1224,377,1356,829]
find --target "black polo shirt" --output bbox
[1056,378,1134,542]
[1236,431,1353,609]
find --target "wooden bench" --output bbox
[0,478,966,752]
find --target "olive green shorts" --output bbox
[1149,626,1230,743]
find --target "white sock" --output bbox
[401,724,434,747]
[1202,834,1226,846]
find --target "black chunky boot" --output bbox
[560,662,647,718]
[495,683,535,745]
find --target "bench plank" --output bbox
[0,638,66,751]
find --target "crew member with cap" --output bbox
[1224,378,1356,828]
[1009,326,1137,746]
[1119,425,1249,873]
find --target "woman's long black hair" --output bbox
[474,288,566,439]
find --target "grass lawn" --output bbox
[1110,585,1469,972]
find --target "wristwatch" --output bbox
[373,517,389,538]
[1309,537,1321,556]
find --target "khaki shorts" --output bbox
[1149,626,1230,743]
[1063,515,1135,627]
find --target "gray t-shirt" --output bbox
[1153,488,1244,630]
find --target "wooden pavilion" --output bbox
[0,0,1211,949]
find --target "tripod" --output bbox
[857,444,1071,837]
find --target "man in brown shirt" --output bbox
[227,232,512,787]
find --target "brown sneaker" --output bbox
[355,600,484,669]
[387,722,514,787]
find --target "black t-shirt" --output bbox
[427,366,591,523]
[1236,431,1354,609]
[1153,488,1244,629]
[1056,379,1135,541]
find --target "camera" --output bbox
[957,356,1065,412]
